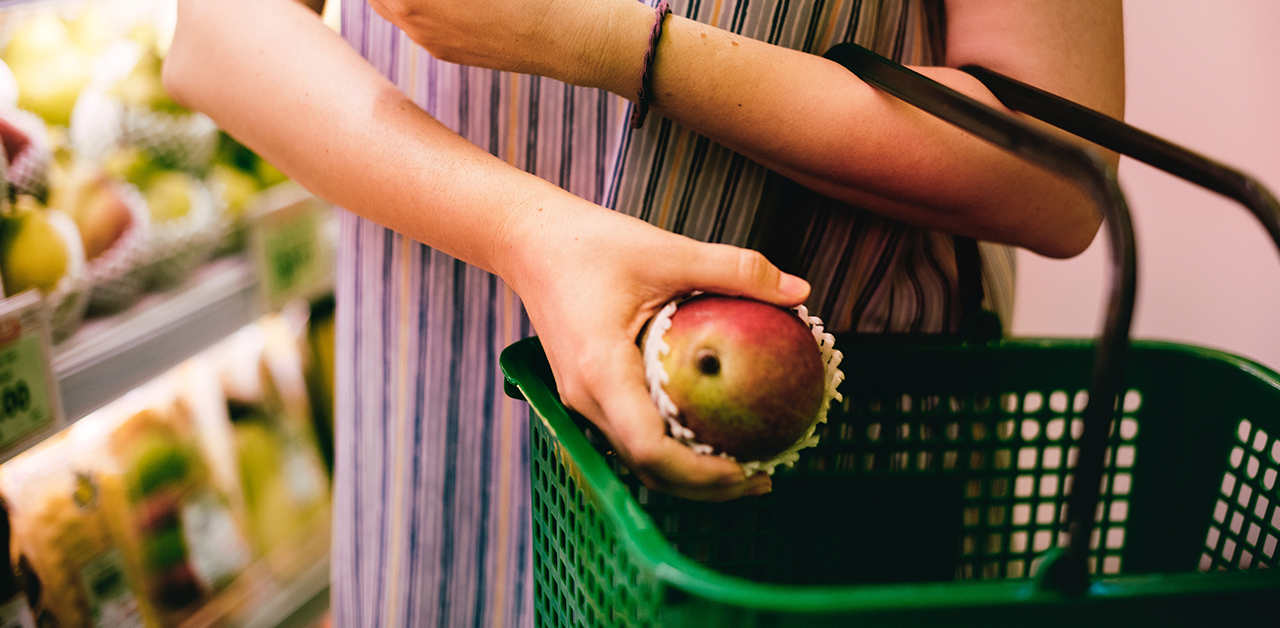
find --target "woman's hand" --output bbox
[166,0,797,502]
[365,0,650,91]
[500,194,810,500]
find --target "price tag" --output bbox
[0,291,63,462]
[250,184,335,311]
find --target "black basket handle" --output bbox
[824,43,1136,594]
[960,65,1280,256]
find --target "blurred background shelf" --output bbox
[233,558,331,628]
[0,0,339,625]
[53,256,264,422]
[51,180,336,425]
[176,555,331,628]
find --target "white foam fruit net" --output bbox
[642,297,845,476]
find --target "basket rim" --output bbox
[501,336,1280,615]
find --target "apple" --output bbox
[0,197,71,295]
[143,171,197,224]
[49,168,135,260]
[10,46,92,126]
[104,145,157,188]
[113,49,182,113]
[208,163,260,222]
[4,13,92,126]
[1,13,70,68]
[657,295,825,461]
[65,7,113,56]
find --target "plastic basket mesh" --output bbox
[517,340,1280,626]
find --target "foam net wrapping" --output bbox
[84,179,152,314]
[43,211,91,343]
[643,296,845,476]
[2,107,51,201]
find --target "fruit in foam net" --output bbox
[10,48,91,127]
[50,168,135,260]
[143,171,197,224]
[105,145,157,189]
[0,197,70,295]
[65,7,112,56]
[3,13,92,126]
[113,48,183,113]
[658,295,825,461]
[2,13,68,67]
[209,163,260,222]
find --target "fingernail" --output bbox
[747,482,772,496]
[779,273,810,300]
[719,467,747,486]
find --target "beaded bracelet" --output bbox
[630,1,672,129]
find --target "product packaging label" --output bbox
[252,191,334,311]
[180,492,251,590]
[79,549,143,628]
[0,292,62,461]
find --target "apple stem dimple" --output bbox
[696,349,721,376]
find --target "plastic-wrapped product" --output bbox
[0,433,146,628]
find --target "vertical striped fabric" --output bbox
[333,1,1014,626]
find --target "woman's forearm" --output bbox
[163,0,575,279]
[579,0,1123,259]
[355,0,1123,257]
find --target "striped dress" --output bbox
[333,0,1015,626]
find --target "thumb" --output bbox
[682,243,810,306]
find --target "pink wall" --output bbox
[1011,0,1280,372]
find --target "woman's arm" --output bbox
[371,0,1124,259]
[164,0,802,499]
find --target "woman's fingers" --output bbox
[525,217,805,502]
[552,335,762,498]
[643,470,773,503]
[591,347,748,486]
[675,243,811,307]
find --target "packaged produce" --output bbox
[212,315,330,580]
[47,164,151,314]
[0,498,36,628]
[136,169,221,291]
[0,432,146,628]
[87,381,252,624]
[65,19,225,292]
[0,196,89,342]
[0,107,51,202]
[0,11,92,127]
[302,296,335,474]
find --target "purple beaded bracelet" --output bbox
[630,1,672,129]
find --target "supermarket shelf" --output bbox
[179,551,331,628]
[233,557,331,628]
[52,181,337,424]
[52,256,266,422]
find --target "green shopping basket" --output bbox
[500,44,1280,627]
